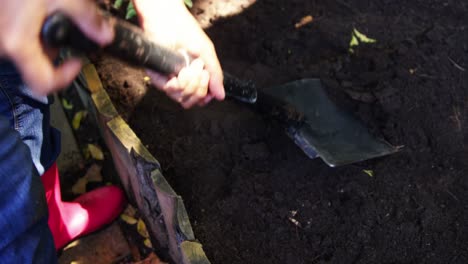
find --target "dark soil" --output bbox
[96,0,468,263]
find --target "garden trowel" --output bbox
[42,12,399,167]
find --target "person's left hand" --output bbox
[133,0,224,109]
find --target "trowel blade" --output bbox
[261,79,399,167]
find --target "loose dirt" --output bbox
[95,0,468,263]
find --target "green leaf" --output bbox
[363,169,374,177]
[125,2,137,20]
[353,28,377,44]
[184,0,193,8]
[61,98,73,110]
[349,28,377,53]
[113,0,124,9]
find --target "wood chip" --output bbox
[295,15,313,28]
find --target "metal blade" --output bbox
[261,79,400,167]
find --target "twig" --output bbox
[448,57,466,72]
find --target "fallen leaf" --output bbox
[353,28,377,44]
[61,98,73,110]
[85,164,103,182]
[295,15,313,28]
[72,177,88,195]
[72,111,87,130]
[349,28,377,53]
[349,34,359,53]
[137,219,149,238]
[121,214,138,225]
[143,238,153,248]
[87,144,104,160]
[124,205,137,217]
[363,169,374,177]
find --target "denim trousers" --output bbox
[0,60,58,263]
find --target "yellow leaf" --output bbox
[120,214,138,225]
[137,219,149,238]
[72,111,87,130]
[143,238,153,248]
[87,144,104,160]
[72,177,88,195]
[61,98,73,110]
[363,169,374,177]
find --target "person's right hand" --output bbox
[0,0,113,95]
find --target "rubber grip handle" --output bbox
[42,12,187,75]
[42,12,257,103]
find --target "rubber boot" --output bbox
[40,163,126,250]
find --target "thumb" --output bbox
[13,42,82,95]
[57,0,114,46]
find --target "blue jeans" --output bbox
[0,61,58,263]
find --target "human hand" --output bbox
[0,0,113,95]
[133,0,224,109]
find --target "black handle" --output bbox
[42,12,257,103]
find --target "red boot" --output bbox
[41,163,126,250]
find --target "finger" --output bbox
[166,90,184,103]
[177,58,204,91]
[147,70,168,90]
[148,70,182,93]
[181,70,210,109]
[54,0,114,46]
[13,43,81,95]
[199,94,214,106]
[201,46,225,100]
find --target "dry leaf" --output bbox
[295,15,313,28]
[72,111,87,130]
[121,214,138,225]
[124,205,137,216]
[72,177,88,195]
[137,219,149,238]
[85,164,103,182]
[143,238,153,248]
[87,144,104,160]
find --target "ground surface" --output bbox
[96,0,468,263]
